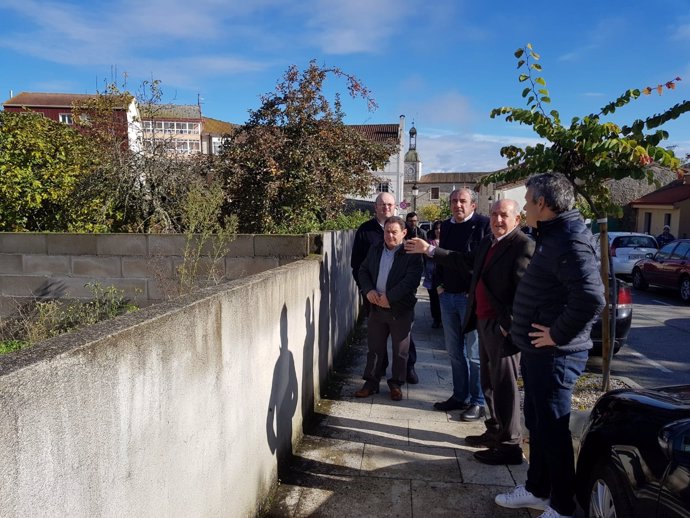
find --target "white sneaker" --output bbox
[537,506,574,518]
[494,484,550,510]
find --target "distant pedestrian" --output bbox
[355,216,423,401]
[494,173,605,518]
[405,212,427,240]
[424,220,442,328]
[656,225,676,247]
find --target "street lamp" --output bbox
[411,183,419,212]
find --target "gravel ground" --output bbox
[570,372,633,411]
[517,372,633,412]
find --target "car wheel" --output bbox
[632,268,648,290]
[680,276,690,303]
[587,461,634,518]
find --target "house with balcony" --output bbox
[2,91,143,152]
[139,104,204,155]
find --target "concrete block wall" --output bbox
[0,233,316,312]
[0,230,358,518]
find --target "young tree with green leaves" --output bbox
[0,111,99,231]
[485,44,689,388]
[217,61,397,234]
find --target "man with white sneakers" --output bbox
[494,173,604,518]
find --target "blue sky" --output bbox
[1,0,689,172]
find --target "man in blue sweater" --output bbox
[494,173,605,518]
[433,188,490,421]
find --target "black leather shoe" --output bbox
[433,397,468,412]
[473,447,523,465]
[460,404,486,421]
[464,431,498,448]
[406,367,419,384]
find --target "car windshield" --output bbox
[671,241,690,259]
[613,236,657,249]
[656,241,678,260]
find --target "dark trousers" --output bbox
[427,288,441,323]
[363,308,414,387]
[476,319,521,447]
[521,349,588,516]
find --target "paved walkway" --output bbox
[267,288,576,518]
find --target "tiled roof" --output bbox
[202,116,236,135]
[3,91,126,108]
[630,175,690,205]
[140,103,201,120]
[419,172,491,184]
[349,124,399,144]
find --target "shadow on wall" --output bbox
[302,295,315,431]
[318,248,331,401]
[265,304,298,472]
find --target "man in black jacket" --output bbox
[350,193,419,384]
[354,216,423,401]
[494,173,605,518]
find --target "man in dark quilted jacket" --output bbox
[494,173,605,518]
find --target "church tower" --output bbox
[403,124,422,212]
[403,124,422,183]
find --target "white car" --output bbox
[592,232,658,276]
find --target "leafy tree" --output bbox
[0,111,99,231]
[485,44,689,388]
[217,61,397,233]
[418,204,443,223]
[72,80,223,233]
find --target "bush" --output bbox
[0,282,138,354]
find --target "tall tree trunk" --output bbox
[598,215,612,391]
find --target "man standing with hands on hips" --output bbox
[494,173,605,518]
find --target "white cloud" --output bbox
[305,0,408,54]
[670,23,690,41]
[414,91,478,126]
[417,132,544,173]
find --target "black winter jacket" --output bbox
[358,244,423,317]
[511,210,605,355]
[350,218,383,286]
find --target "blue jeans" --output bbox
[439,292,483,406]
[521,349,588,516]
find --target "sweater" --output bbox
[436,212,490,293]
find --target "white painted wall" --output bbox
[0,231,358,518]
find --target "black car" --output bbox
[589,279,633,355]
[575,385,690,517]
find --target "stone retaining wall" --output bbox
[0,233,318,315]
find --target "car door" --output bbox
[657,419,690,518]
[646,242,678,286]
[656,242,690,288]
